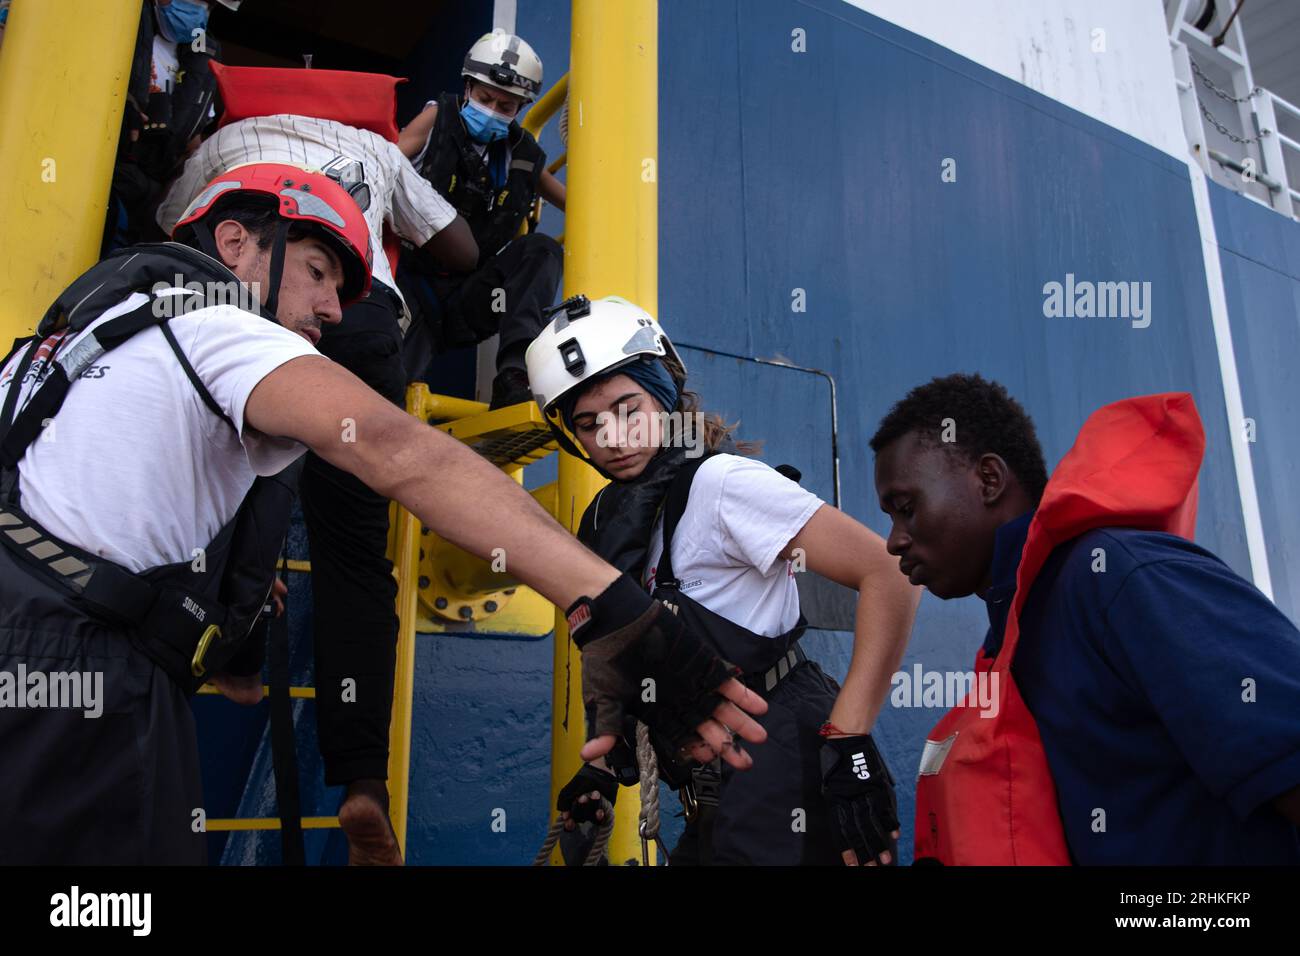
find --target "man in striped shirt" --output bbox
[158,114,477,864]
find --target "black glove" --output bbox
[557,765,619,823]
[566,573,739,751]
[819,734,899,863]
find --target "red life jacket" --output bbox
[209,62,406,141]
[208,63,407,279]
[913,392,1205,865]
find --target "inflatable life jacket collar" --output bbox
[36,242,268,339]
[994,391,1204,671]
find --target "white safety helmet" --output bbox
[463,30,544,103]
[526,294,685,459]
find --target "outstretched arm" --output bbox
[782,504,921,734]
[243,355,768,764]
[247,355,614,606]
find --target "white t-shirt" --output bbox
[640,454,824,637]
[0,291,318,573]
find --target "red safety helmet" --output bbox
[172,161,373,311]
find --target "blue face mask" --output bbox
[460,98,511,145]
[155,0,209,45]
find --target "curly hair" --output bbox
[869,373,1048,503]
[659,354,762,456]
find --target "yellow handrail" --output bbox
[207,816,340,832]
[521,74,571,234]
[196,684,317,699]
[523,73,570,140]
[386,384,426,857]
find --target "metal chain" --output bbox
[1200,101,1265,144]
[1190,57,1261,103]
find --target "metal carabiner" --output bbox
[639,820,669,866]
[190,623,222,678]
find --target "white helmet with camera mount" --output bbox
[526,294,685,461]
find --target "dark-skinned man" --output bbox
[870,373,1300,864]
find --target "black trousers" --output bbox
[0,542,207,864]
[399,232,563,380]
[300,283,406,786]
[668,660,848,866]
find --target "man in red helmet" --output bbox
[158,118,481,865]
[0,164,767,864]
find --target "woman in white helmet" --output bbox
[397,30,567,408]
[528,295,921,866]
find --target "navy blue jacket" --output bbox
[982,513,1300,864]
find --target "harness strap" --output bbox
[0,297,163,469]
[0,336,39,460]
[0,496,229,688]
[159,320,237,433]
[654,452,720,590]
[267,562,306,865]
[750,643,808,694]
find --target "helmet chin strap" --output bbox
[261,219,291,321]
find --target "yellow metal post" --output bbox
[386,388,426,856]
[549,0,659,865]
[0,0,140,345]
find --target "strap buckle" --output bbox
[680,760,722,823]
[191,623,222,678]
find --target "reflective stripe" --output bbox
[49,555,89,577]
[761,647,805,692]
[918,733,958,776]
[27,540,61,560]
[5,526,39,545]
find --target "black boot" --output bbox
[489,367,533,410]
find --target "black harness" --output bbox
[419,92,547,264]
[126,4,223,183]
[579,452,809,793]
[0,245,301,695]
[652,454,808,678]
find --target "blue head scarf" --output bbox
[559,356,681,435]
